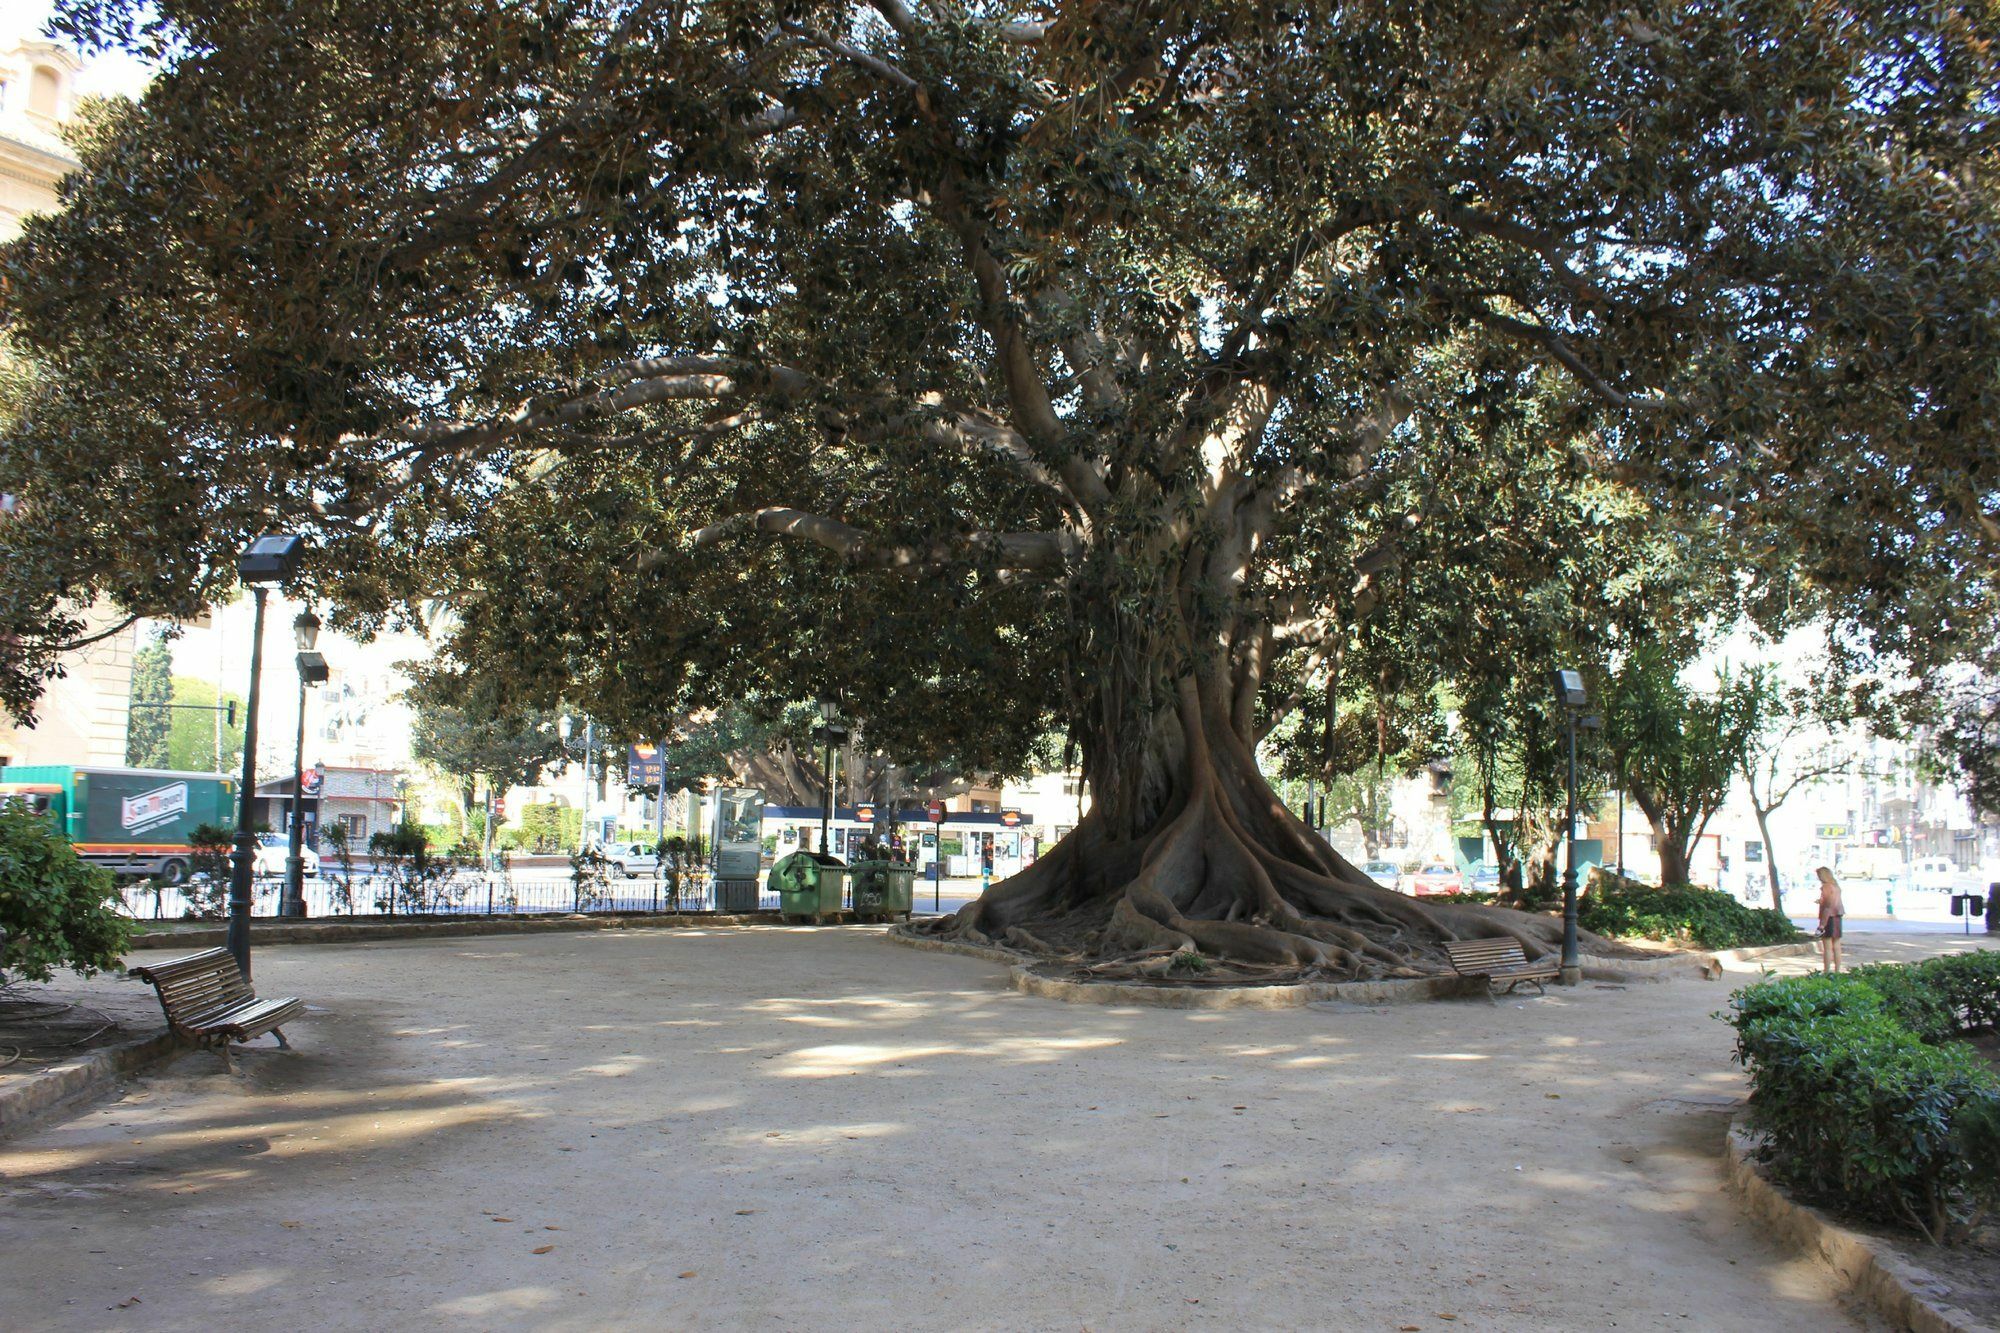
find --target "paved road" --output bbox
[9,930,1989,1329]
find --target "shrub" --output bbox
[1850,962,1959,1044]
[320,824,356,913]
[1580,880,1801,949]
[1923,951,2000,1034]
[367,823,468,913]
[184,823,234,920]
[0,806,131,983]
[569,846,610,910]
[1725,969,2000,1243]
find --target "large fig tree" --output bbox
[3,0,1996,974]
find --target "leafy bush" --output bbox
[1850,962,1959,1044]
[367,823,468,913]
[1580,880,1801,949]
[568,846,610,910]
[184,823,234,920]
[1725,966,2000,1243]
[1923,951,2000,1034]
[320,823,356,913]
[0,806,131,983]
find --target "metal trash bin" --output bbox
[770,852,846,923]
[850,861,917,922]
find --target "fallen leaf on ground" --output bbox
[492,1217,514,1223]
[532,1245,555,1255]
[280,1221,301,1229]
[115,1297,141,1309]
[678,1271,697,1279]
[544,1225,560,1231]
[735,1209,756,1215]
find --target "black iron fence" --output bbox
[120,869,784,921]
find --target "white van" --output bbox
[1905,858,1957,892]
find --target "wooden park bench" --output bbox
[128,948,304,1067]
[1445,937,1561,996]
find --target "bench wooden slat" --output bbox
[129,950,303,1050]
[1444,937,1558,994]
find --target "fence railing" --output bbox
[121,870,784,922]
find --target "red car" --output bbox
[1410,863,1464,896]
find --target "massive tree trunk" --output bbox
[921,595,1581,978]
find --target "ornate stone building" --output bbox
[0,39,141,768]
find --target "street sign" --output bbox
[301,763,324,796]
[1000,809,1022,828]
[490,794,506,820]
[927,800,946,824]
[856,803,876,824]
[1815,823,1849,840]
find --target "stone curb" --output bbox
[1723,1115,1993,1333]
[125,911,798,950]
[0,1028,188,1142]
[1714,940,1823,966]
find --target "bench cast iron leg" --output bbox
[272,1028,291,1049]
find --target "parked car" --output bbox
[1466,865,1504,894]
[1410,863,1464,896]
[604,840,661,878]
[253,831,320,878]
[1360,859,1402,890]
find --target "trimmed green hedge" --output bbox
[1580,881,1802,949]
[1724,957,2000,1243]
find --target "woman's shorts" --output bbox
[1821,916,1843,940]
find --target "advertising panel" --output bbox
[628,743,664,791]
[713,786,764,880]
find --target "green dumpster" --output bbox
[850,860,916,922]
[770,851,846,922]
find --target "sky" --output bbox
[4,2,155,99]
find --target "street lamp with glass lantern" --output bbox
[228,533,304,977]
[814,693,846,856]
[283,609,327,918]
[1551,668,1588,987]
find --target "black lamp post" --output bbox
[228,533,305,977]
[814,693,846,856]
[1552,668,1588,987]
[283,610,328,918]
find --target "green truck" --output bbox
[0,765,237,884]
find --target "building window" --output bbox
[339,813,367,840]
[29,66,60,118]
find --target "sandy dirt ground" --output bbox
[1,930,1991,1332]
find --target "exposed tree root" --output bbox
[915,676,1623,983]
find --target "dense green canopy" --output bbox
[3,0,1996,971]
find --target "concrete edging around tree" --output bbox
[883,924,1792,1007]
[1723,1114,1991,1333]
[124,911,793,951]
[0,1029,188,1142]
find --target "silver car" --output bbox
[604,840,660,877]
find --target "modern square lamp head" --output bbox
[1552,669,1588,710]
[236,533,304,583]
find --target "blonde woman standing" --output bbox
[1815,866,1845,973]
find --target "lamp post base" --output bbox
[1560,964,1582,987]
